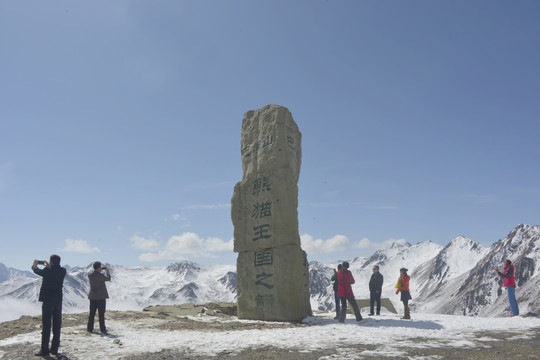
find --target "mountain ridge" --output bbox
[1,224,538,322]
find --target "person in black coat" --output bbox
[368,265,384,316]
[32,254,67,357]
[330,264,342,319]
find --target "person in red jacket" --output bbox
[495,259,519,317]
[395,267,412,320]
[337,261,364,323]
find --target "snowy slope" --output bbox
[1,311,539,360]
[1,224,539,323]
[435,224,540,317]
[0,264,36,283]
[0,261,237,321]
[411,236,489,314]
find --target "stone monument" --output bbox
[231,104,312,321]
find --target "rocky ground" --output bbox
[0,303,538,360]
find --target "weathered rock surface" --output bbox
[231,105,312,321]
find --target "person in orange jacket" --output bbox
[395,267,412,319]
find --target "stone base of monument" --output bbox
[346,298,398,314]
[236,244,311,322]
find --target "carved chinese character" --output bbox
[255,295,274,308]
[254,249,273,266]
[255,272,274,289]
[263,135,274,148]
[252,224,272,241]
[287,136,296,151]
[252,176,272,195]
[251,201,272,219]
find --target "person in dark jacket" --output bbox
[331,264,342,319]
[32,254,67,357]
[87,261,111,334]
[368,265,384,316]
[337,261,364,323]
[495,259,519,317]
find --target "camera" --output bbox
[102,267,108,270]
[37,260,45,265]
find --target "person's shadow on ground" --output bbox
[38,354,71,360]
[361,318,443,330]
[310,317,443,330]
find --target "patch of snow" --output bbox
[0,312,538,359]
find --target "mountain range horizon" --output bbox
[1,224,539,323]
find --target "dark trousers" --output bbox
[338,297,363,322]
[88,299,107,333]
[370,291,381,314]
[334,290,341,318]
[41,299,62,355]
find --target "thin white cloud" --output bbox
[300,202,397,210]
[351,237,371,249]
[350,237,409,250]
[138,252,162,262]
[300,234,349,253]
[206,237,234,252]
[170,213,191,228]
[185,204,231,210]
[0,297,40,322]
[61,239,100,254]
[178,181,235,192]
[376,238,409,249]
[130,235,160,251]
[166,233,206,257]
[135,232,232,262]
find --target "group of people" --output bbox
[331,263,412,322]
[31,255,111,357]
[331,262,365,323]
[30,254,519,356]
[331,259,520,322]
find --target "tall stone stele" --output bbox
[231,104,312,321]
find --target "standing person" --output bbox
[368,265,384,316]
[395,267,412,320]
[31,255,67,357]
[87,261,111,334]
[331,264,342,319]
[495,259,519,317]
[337,261,364,323]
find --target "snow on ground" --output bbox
[0,312,538,359]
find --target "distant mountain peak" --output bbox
[166,260,201,273]
[388,240,411,249]
[446,235,481,249]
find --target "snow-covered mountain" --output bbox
[1,224,539,322]
[426,224,540,317]
[0,263,36,283]
[0,261,237,316]
[411,235,489,314]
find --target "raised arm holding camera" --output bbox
[87,261,111,334]
[31,254,67,357]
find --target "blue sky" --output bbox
[1,1,539,270]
